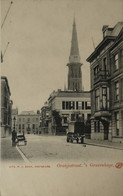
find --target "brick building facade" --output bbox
[16,111,41,134]
[41,90,91,135]
[87,22,123,142]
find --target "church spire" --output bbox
[67,18,82,92]
[69,18,80,63]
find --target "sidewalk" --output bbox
[1,137,24,161]
[85,138,123,150]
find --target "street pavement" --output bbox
[1,137,24,163]
[1,134,123,164]
[1,134,123,196]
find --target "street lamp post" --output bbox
[39,118,42,134]
[12,116,17,146]
[13,116,16,131]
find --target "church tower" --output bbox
[67,18,82,91]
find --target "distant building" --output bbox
[87,22,123,142]
[47,89,91,134]
[17,111,40,134]
[1,76,13,137]
[41,102,50,134]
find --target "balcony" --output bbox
[94,70,110,84]
[94,110,111,118]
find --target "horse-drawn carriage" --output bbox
[12,131,27,146]
[16,134,27,145]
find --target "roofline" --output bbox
[109,28,123,51]
[86,36,116,62]
[48,90,91,102]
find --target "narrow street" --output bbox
[16,134,123,164]
[1,134,123,196]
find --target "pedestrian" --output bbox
[12,130,17,147]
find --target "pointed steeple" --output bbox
[69,18,80,63]
[67,18,82,92]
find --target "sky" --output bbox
[1,0,123,113]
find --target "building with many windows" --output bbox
[1,76,13,137]
[46,89,91,134]
[16,111,41,134]
[87,22,123,142]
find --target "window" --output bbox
[63,117,67,124]
[19,118,21,122]
[114,54,119,70]
[95,89,100,111]
[76,114,79,120]
[36,118,38,122]
[78,101,82,110]
[23,118,25,122]
[82,114,84,121]
[115,82,119,101]
[22,124,24,129]
[87,114,91,120]
[27,118,30,122]
[102,58,107,79]
[102,87,107,109]
[46,112,49,117]
[27,124,30,128]
[62,101,75,110]
[115,112,119,136]
[76,101,78,110]
[70,101,75,109]
[32,124,35,129]
[85,101,91,110]
[71,114,75,121]
[66,102,69,109]
[94,121,100,132]
[94,65,99,77]
[62,101,65,109]
[19,124,21,129]
[103,58,107,70]
[82,102,84,110]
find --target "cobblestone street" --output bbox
[16,134,123,164]
[1,134,123,196]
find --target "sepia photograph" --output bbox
[1,0,123,196]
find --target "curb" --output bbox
[85,142,123,150]
[16,145,31,163]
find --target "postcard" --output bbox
[1,0,123,196]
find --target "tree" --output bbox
[52,110,62,127]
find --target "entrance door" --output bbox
[104,122,109,140]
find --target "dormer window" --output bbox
[103,30,107,38]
